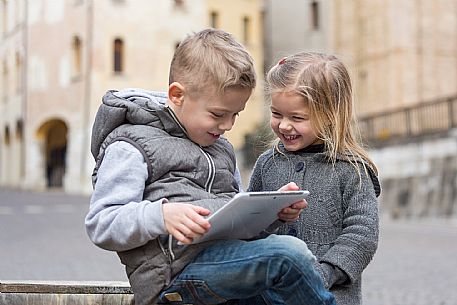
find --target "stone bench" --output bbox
[0,281,134,305]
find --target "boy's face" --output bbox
[270,92,322,151]
[169,83,251,147]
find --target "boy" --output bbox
[86,28,335,305]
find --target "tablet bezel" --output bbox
[190,190,309,244]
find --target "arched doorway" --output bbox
[37,119,68,188]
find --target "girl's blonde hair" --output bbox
[266,52,378,175]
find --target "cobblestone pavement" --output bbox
[363,216,457,305]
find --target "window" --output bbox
[311,1,319,30]
[4,125,10,145]
[2,60,8,100]
[242,16,251,45]
[72,36,82,76]
[15,119,23,140]
[113,38,124,73]
[210,11,219,28]
[2,0,8,35]
[14,0,20,28]
[15,52,21,92]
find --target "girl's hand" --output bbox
[162,203,211,244]
[277,182,308,222]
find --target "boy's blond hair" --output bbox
[169,28,256,96]
[266,52,378,176]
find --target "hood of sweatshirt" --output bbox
[90,88,187,159]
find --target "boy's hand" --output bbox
[162,203,211,245]
[277,182,308,222]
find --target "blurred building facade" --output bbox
[263,0,457,115]
[262,0,332,72]
[334,0,457,218]
[2,0,456,216]
[0,0,264,194]
[262,0,457,218]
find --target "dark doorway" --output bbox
[44,120,68,188]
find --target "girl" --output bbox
[248,52,381,305]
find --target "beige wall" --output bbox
[333,0,457,116]
[83,0,207,192]
[4,0,457,193]
[0,0,265,194]
[0,0,25,187]
[263,0,332,66]
[206,0,265,149]
[24,1,87,191]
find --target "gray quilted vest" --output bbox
[91,89,239,305]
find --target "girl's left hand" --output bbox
[277,182,308,222]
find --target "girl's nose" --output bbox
[279,119,292,131]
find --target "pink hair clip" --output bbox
[278,57,287,65]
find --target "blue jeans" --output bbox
[157,235,336,305]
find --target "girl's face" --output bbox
[270,92,322,151]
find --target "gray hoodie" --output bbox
[86,88,241,305]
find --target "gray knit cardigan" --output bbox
[248,144,380,305]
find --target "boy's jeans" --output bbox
[157,235,336,305]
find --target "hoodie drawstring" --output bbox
[168,234,176,261]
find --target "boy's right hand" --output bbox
[162,203,211,245]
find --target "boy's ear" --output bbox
[168,82,185,107]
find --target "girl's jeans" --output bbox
[157,235,336,305]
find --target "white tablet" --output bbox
[190,190,309,244]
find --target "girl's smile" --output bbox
[282,134,301,141]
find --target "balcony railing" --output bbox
[359,96,457,147]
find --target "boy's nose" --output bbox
[219,116,235,132]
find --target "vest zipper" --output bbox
[157,238,172,287]
[166,106,216,193]
[157,238,172,264]
[199,147,215,193]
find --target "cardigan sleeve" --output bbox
[319,163,380,285]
